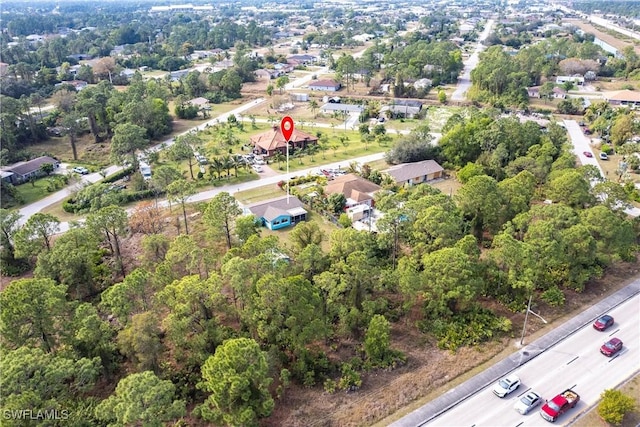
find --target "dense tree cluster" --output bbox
[469,36,611,107]
[2,98,637,424]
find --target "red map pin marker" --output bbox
[281,116,295,141]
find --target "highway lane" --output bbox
[426,295,640,427]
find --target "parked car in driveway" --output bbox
[72,166,89,175]
[493,374,520,397]
[600,337,623,357]
[583,151,593,158]
[599,152,608,160]
[252,165,263,173]
[593,314,614,331]
[514,390,542,415]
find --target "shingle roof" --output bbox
[247,196,307,219]
[4,156,59,177]
[392,99,423,108]
[250,126,318,152]
[308,79,340,88]
[385,159,444,183]
[325,174,381,200]
[605,90,640,103]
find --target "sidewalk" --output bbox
[389,279,640,427]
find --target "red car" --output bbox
[583,151,593,158]
[600,337,623,357]
[593,314,614,331]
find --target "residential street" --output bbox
[563,119,640,217]
[452,19,494,101]
[16,98,266,226]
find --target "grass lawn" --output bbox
[260,211,337,252]
[365,158,391,172]
[193,122,390,174]
[10,179,58,208]
[429,176,463,197]
[236,184,284,205]
[40,199,86,223]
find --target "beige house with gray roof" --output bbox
[385,159,444,186]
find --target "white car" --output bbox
[492,374,520,398]
[252,165,263,173]
[72,166,89,175]
[514,390,542,414]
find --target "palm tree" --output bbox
[339,135,350,148]
[272,152,285,169]
[232,157,240,178]
[210,157,224,180]
[318,140,328,160]
[309,99,319,118]
[221,155,235,179]
[307,144,319,162]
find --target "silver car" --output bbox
[492,374,520,398]
[514,390,542,415]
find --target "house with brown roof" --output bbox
[325,174,381,208]
[250,125,318,158]
[245,195,308,230]
[385,159,444,186]
[308,79,341,92]
[1,156,60,184]
[603,90,640,108]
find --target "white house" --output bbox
[556,76,584,85]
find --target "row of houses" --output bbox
[528,85,640,107]
[245,159,444,231]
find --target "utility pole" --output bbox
[519,294,533,345]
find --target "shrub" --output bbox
[323,379,337,394]
[338,213,352,228]
[541,286,565,307]
[422,307,512,351]
[337,363,362,392]
[601,143,613,155]
[103,167,135,183]
[598,389,636,426]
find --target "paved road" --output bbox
[285,66,330,90]
[389,279,640,427]
[16,98,266,226]
[50,151,387,234]
[563,119,640,217]
[452,19,494,101]
[588,15,640,42]
[424,293,640,427]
